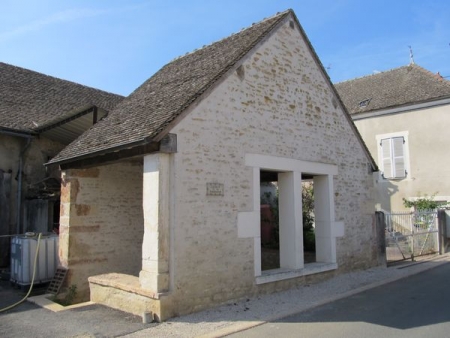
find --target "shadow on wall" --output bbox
[0,170,12,268]
[375,177,399,213]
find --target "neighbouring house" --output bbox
[47,9,380,320]
[0,62,123,267]
[335,64,450,212]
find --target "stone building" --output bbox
[0,62,123,267]
[47,9,380,320]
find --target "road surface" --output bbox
[228,262,450,338]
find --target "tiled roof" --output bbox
[335,64,450,115]
[0,62,123,133]
[50,10,292,164]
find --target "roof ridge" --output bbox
[169,9,292,63]
[335,62,450,89]
[148,10,292,139]
[411,63,450,88]
[0,61,124,98]
[334,64,413,85]
[49,9,297,165]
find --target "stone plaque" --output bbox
[206,183,224,196]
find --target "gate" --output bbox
[385,210,439,262]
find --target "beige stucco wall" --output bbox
[60,161,144,301]
[163,19,376,316]
[354,104,450,211]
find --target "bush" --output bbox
[403,193,439,211]
[302,183,315,251]
[260,183,316,251]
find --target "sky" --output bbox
[1,0,449,96]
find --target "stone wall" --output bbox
[164,19,376,315]
[60,160,144,301]
[0,134,65,267]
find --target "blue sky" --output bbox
[1,0,449,96]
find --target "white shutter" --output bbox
[381,136,406,179]
[392,137,406,178]
[381,138,393,178]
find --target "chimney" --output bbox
[435,72,444,80]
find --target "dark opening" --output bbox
[302,180,316,263]
[260,170,280,271]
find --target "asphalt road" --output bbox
[227,262,450,338]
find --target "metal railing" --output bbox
[385,210,438,262]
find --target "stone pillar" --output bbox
[139,153,170,293]
[314,175,336,263]
[438,209,446,254]
[59,170,78,269]
[278,171,303,270]
[374,211,387,266]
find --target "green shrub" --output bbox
[403,193,439,210]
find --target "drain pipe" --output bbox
[16,138,31,235]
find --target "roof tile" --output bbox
[50,10,291,164]
[335,64,450,114]
[0,62,124,132]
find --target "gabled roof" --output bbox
[50,9,377,171]
[50,10,292,165]
[335,64,450,115]
[0,62,123,133]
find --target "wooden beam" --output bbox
[60,143,159,169]
[58,134,177,170]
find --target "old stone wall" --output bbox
[0,134,65,266]
[60,160,144,301]
[167,19,376,315]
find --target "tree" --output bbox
[302,183,315,251]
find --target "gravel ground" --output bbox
[122,254,450,338]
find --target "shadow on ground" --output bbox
[274,262,450,330]
[0,278,154,338]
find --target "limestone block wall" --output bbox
[60,160,144,301]
[166,18,376,315]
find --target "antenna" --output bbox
[408,46,415,64]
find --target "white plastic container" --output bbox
[10,234,59,286]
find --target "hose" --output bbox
[0,233,42,313]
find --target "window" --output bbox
[237,154,341,284]
[359,98,371,108]
[377,132,409,179]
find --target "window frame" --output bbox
[237,154,341,284]
[376,131,410,180]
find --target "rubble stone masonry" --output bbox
[166,19,376,316]
[60,160,144,301]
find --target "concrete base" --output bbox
[88,273,173,322]
[27,294,94,312]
